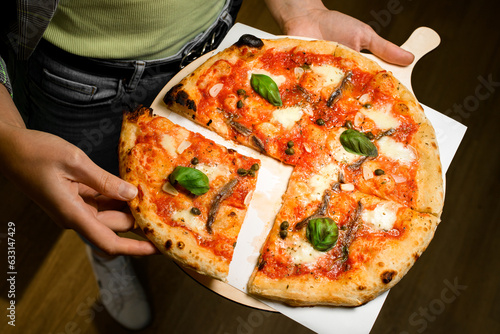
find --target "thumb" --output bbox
[72,153,137,201]
[367,34,415,66]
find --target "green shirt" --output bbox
[43,0,226,60]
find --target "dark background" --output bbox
[1,0,499,333]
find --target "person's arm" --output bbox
[0,84,157,256]
[264,0,414,66]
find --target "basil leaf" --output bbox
[306,217,338,252]
[340,129,378,157]
[250,74,283,106]
[169,166,210,196]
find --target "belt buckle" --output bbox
[179,23,224,69]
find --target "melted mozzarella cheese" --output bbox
[290,164,339,204]
[271,106,303,129]
[308,163,340,201]
[361,201,400,231]
[311,64,344,85]
[171,209,206,235]
[377,136,416,165]
[361,104,400,130]
[287,237,325,264]
[250,69,286,86]
[195,163,231,182]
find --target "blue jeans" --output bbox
[21,49,178,175]
[13,0,241,176]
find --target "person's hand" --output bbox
[0,93,157,256]
[265,0,414,66]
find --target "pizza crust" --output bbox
[131,197,230,280]
[411,119,444,216]
[390,74,444,216]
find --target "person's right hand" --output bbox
[0,87,157,256]
[265,0,415,66]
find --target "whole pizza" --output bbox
[120,34,444,306]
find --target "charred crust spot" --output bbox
[163,85,196,111]
[163,84,182,105]
[357,286,366,291]
[125,105,153,123]
[381,270,397,284]
[163,92,173,105]
[142,227,152,234]
[177,241,185,249]
[165,240,173,250]
[234,34,264,49]
[135,206,141,213]
[187,99,197,112]
[176,90,189,106]
[126,167,131,173]
[413,253,420,261]
[258,259,267,271]
[228,211,237,217]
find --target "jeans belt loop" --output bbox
[126,60,146,91]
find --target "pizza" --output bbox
[119,106,260,281]
[124,33,444,306]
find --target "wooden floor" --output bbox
[1,0,499,333]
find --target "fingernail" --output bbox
[119,182,138,200]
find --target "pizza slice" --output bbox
[247,161,440,306]
[119,106,260,281]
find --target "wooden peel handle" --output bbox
[401,27,441,65]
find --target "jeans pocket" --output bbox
[41,67,98,102]
[28,52,125,108]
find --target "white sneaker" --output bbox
[85,246,152,330]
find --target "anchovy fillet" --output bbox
[206,179,239,234]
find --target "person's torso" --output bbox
[43,0,226,60]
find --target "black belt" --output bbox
[36,9,239,81]
[37,39,183,79]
